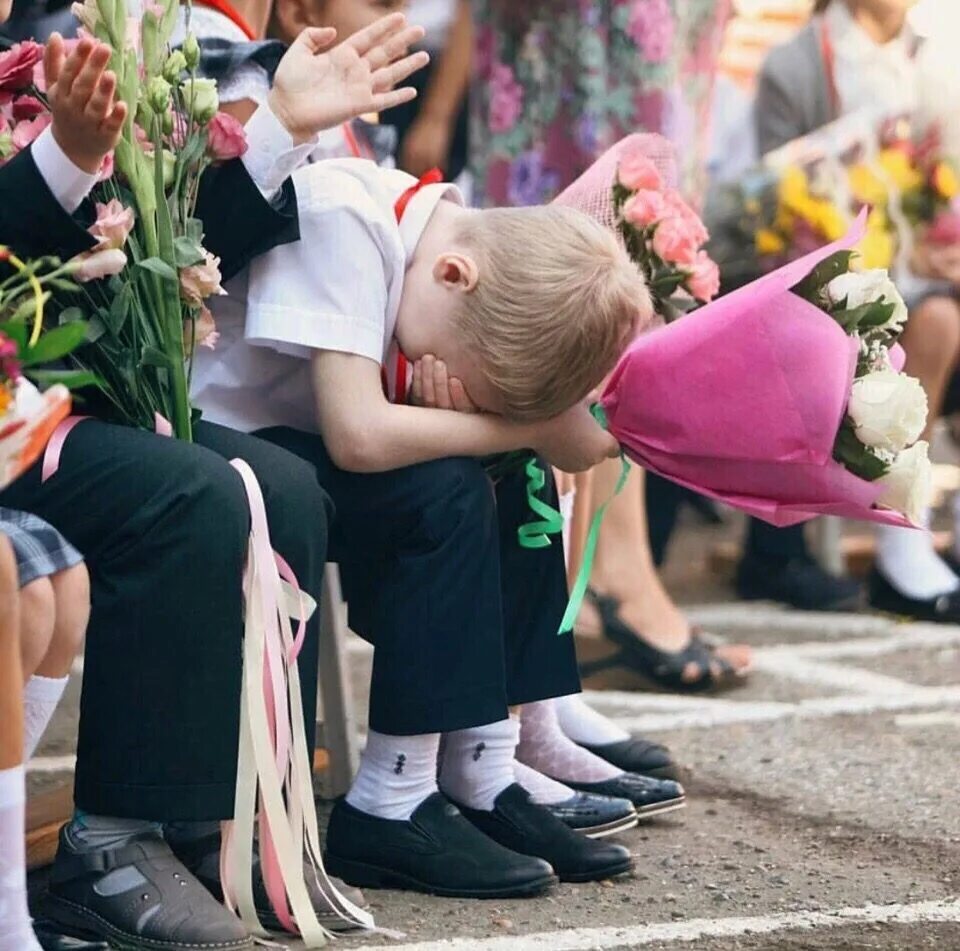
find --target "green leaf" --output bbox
[26,368,104,391]
[20,321,89,367]
[174,235,204,268]
[104,286,132,336]
[57,306,86,325]
[137,257,178,282]
[139,344,172,369]
[0,320,27,349]
[85,316,106,344]
[792,251,856,303]
[833,418,889,482]
[184,217,204,245]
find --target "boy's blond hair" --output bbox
[454,205,650,421]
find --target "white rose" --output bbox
[847,369,928,453]
[826,269,908,335]
[877,441,933,525]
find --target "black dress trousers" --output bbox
[256,427,582,737]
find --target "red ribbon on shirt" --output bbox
[381,168,444,403]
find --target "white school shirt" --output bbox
[191,160,463,434]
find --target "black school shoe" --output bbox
[33,920,108,950]
[324,793,557,899]
[579,736,680,781]
[564,773,686,818]
[736,555,863,612]
[456,784,634,884]
[544,792,638,838]
[42,826,253,951]
[868,568,960,624]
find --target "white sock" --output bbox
[0,766,43,951]
[346,731,439,821]
[877,515,959,600]
[518,700,621,784]
[438,717,519,811]
[513,761,575,805]
[23,674,68,759]
[555,694,630,747]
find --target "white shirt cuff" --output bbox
[31,127,99,214]
[241,103,317,201]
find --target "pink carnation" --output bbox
[622,189,665,228]
[11,113,51,151]
[89,199,134,250]
[627,0,675,65]
[488,62,523,134]
[618,152,663,192]
[652,215,700,266]
[206,111,247,162]
[686,250,720,302]
[0,42,44,93]
[12,95,45,121]
[662,190,708,246]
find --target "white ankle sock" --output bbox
[513,761,575,805]
[0,766,42,951]
[554,694,629,747]
[346,731,439,821]
[23,674,68,759]
[877,517,959,600]
[439,717,519,811]
[518,700,620,784]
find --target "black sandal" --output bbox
[577,589,747,694]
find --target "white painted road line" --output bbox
[753,626,960,660]
[894,711,960,728]
[361,899,960,950]
[28,754,77,773]
[749,656,919,695]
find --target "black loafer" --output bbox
[580,737,680,781]
[868,569,960,623]
[33,919,109,951]
[456,784,634,884]
[565,773,686,817]
[736,555,863,611]
[42,827,253,951]
[166,822,367,933]
[544,792,637,838]
[324,793,557,899]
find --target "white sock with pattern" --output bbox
[23,674,68,759]
[554,694,630,747]
[439,717,519,811]
[513,761,575,805]
[346,730,439,821]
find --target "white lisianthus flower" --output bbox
[877,441,933,525]
[848,369,928,453]
[827,269,909,335]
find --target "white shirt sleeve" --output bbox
[30,127,99,214]
[241,103,318,202]
[246,201,390,364]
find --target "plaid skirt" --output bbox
[0,506,83,588]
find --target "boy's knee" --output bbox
[417,458,495,537]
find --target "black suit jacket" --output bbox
[0,140,300,279]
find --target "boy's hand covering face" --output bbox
[533,402,621,474]
[45,33,128,175]
[410,354,478,413]
[268,13,429,143]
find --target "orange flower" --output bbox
[932,162,960,201]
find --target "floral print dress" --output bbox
[470,0,732,208]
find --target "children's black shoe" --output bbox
[736,555,863,612]
[543,792,638,838]
[868,569,960,624]
[579,736,680,781]
[456,784,634,884]
[324,793,557,899]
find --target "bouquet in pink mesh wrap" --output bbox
[554,137,930,528]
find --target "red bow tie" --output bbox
[394,168,444,223]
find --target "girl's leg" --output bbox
[0,535,43,951]
[17,577,54,682]
[36,563,90,679]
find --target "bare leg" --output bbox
[0,536,23,769]
[17,577,54,684]
[36,563,89,679]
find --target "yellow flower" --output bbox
[857,228,896,271]
[848,162,889,207]
[816,201,848,241]
[756,228,786,256]
[877,148,924,193]
[932,162,960,200]
[778,166,811,213]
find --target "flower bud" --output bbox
[147,76,171,113]
[180,77,218,124]
[182,33,200,71]
[162,50,187,83]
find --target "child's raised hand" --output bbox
[411,355,478,413]
[269,14,429,144]
[533,402,620,473]
[45,33,127,175]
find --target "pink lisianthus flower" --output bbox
[686,250,721,302]
[488,62,523,134]
[89,199,135,250]
[71,247,128,282]
[179,251,225,306]
[206,111,247,162]
[11,113,51,151]
[0,42,44,93]
[12,95,45,121]
[618,153,663,192]
[622,189,665,228]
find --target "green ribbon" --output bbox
[516,405,631,634]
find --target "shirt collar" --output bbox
[826,2,918,62]
[395,181,465,263]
